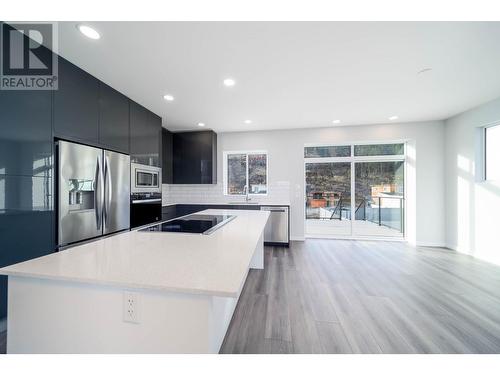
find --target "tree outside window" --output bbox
[226,152,267,195]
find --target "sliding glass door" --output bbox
[353,161,404,237]
[305,162,352,236]
[304,143,405,238]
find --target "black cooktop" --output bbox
[139,214,236,234]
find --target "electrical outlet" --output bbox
[123,292,139,324]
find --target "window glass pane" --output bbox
[305,162,352,236]
[353,161,404,237]
[136,171,153,186]
[304,145,351,158]
[227,154,246,195]
[486,125,500,181]
[248,154,267,194]
[354,143,404,156]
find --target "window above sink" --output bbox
[223,151,268,196]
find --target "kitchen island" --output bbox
[0,209,269,354]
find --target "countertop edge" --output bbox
[0,270,240,298]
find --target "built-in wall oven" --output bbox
[130,163,162,228]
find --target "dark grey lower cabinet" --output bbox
[0,176,54,320]
[161,205,177,221]
[0,86,55,321]
[163,204,259,220]
[161,204,289,246]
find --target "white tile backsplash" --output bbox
[162,181,291,206]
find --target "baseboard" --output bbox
[290,236,305,241]
[0,318,6,333]
[446,243,468,252]
[415,242,448,248]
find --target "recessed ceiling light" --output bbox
[332,120,341,124]
[244,120,252,124]
[76,24,100,40]
[223,78,236,87]
[163,94,174,102]
[198,122,205,127]
[389,115,399,121]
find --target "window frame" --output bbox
[303,141,406,164]
[484,123,500,182]
[223,150,269,196]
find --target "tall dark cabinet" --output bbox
[53,57,100,143]
[98,83,130,154]
[54,58,131,154]
[172,130,217,184]
[162,128,173,184]
[130,100,161,167]
[0,89,55,321]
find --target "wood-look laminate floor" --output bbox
[220,239,500,354]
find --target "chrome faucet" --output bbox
[243,185,251,202]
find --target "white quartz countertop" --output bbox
[0,209,270,298]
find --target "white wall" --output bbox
[444,97,500,265]
[165,121,446,245]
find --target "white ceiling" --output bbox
[56,21,500,132]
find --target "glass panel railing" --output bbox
[353,195,404,236]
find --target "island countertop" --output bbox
[0,209,270,298]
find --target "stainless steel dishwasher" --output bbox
[260,206,289,246]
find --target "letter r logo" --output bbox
[2,23,53,76]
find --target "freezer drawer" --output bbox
[260,206,289,246]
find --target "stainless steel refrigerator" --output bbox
[57,140,130,247]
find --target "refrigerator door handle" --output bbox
[103,155,113,229]
[94,156,102,230]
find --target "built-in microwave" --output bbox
[131,162,162,194]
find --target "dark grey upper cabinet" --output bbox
[130,101,161,166]
[98,83,130,153]
[162,128,173,184]
[172,130,217,184]
[0,90,53,177]
[53,57,99,143]
[150,113,162,167]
